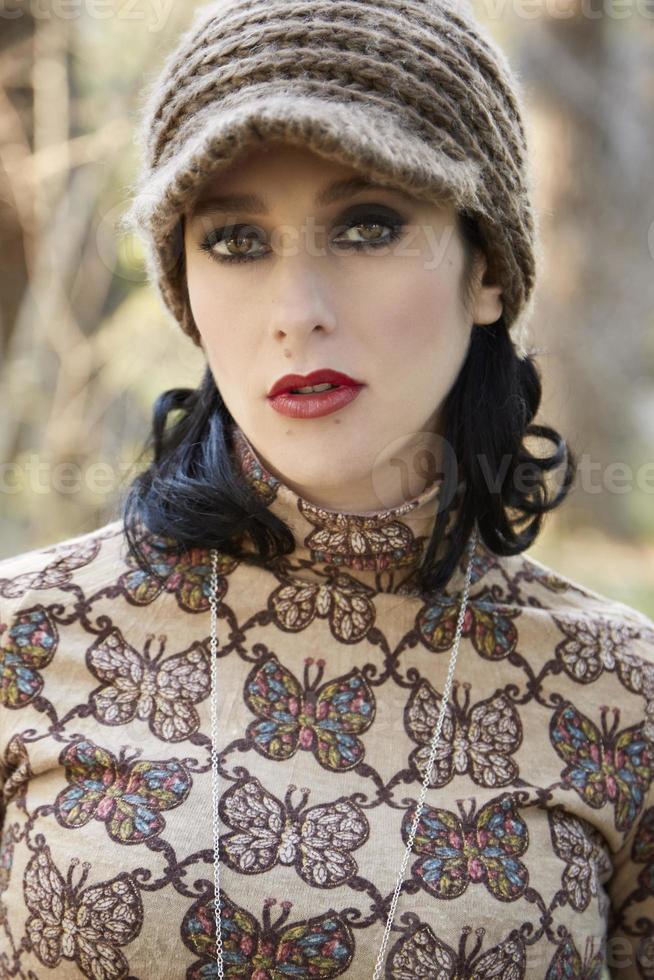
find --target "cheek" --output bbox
[185,259,249,348]
[366,266,461,358]
[186,258,220,328]
[185,267,257,399]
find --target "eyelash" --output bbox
[197,211,406,265]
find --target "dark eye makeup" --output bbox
[194,204,407,265]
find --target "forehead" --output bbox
[185,142,454,220]
[189,176,422,219]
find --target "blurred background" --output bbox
[0,0,653,615]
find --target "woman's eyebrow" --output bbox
[189,176,413,218]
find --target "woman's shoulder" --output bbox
[0,518,128,625]
[482,544,654,672]
[475,547,654,759]
[487,544,652,622]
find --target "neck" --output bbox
[229,422,467,595]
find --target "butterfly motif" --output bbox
[0,605,58,709]
[118,530,236,611]
[231,425,280,504]
[550,702,652,833]
[54,737,192,844]
[298,497,425,571]
[416,589,519,660]
[0,825,16,902]
[1,732,33,815]
[548,806,612,912]
[86,628,210,741]
[181,889,355,978]
[218,776,368,887]
[553,613,648,688]
[519,561,575,596]
[387,923,526,980]
[269,574,376,643]
[466,544,502,587]
[24,844,142,976]
[402,793,529,902]
[632,936,654,980]
[546,932,604,980]
[632,805,654,893]
[244,653,375,771]
[0,538,102,598]
[406,679,522,787]
[394,525,497,597]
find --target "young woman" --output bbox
[2,1,653,977]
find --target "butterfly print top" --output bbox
[1,422,654,979]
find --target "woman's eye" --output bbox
[200,225,266,263]
[332,219,398,247]
[198,211,405,265]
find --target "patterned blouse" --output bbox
[1,423,654,980]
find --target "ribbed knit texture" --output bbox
[121,0,542,355]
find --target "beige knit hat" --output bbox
[121,0,541,357]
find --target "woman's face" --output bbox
[183,142,502,512]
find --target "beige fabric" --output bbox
[2,427,654,978]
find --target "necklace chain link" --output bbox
[209,525,478,978]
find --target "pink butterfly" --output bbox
[182,890,355,978]
[0,605,58,709]
[54,737,192,844]
[550,702,651,832]
[244,654,375,771]
[402,794,530,902]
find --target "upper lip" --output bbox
[267,370,366,397]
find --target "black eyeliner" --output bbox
[196,203,408,264]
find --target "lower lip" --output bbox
[267,385,364,419]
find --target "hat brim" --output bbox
[121,89,530,350]
[127,89,487,245]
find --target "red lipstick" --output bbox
[267,369,366,419]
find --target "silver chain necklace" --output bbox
[208,523,478,978]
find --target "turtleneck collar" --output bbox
[229,423,468,595]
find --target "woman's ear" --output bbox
[471,251,504,325]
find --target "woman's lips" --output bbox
[267,370,364,398]
[267,384,364,419]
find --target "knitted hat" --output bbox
[121,0,541,357]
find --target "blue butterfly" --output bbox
[402,793,529,902]
[550,702,651,833]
